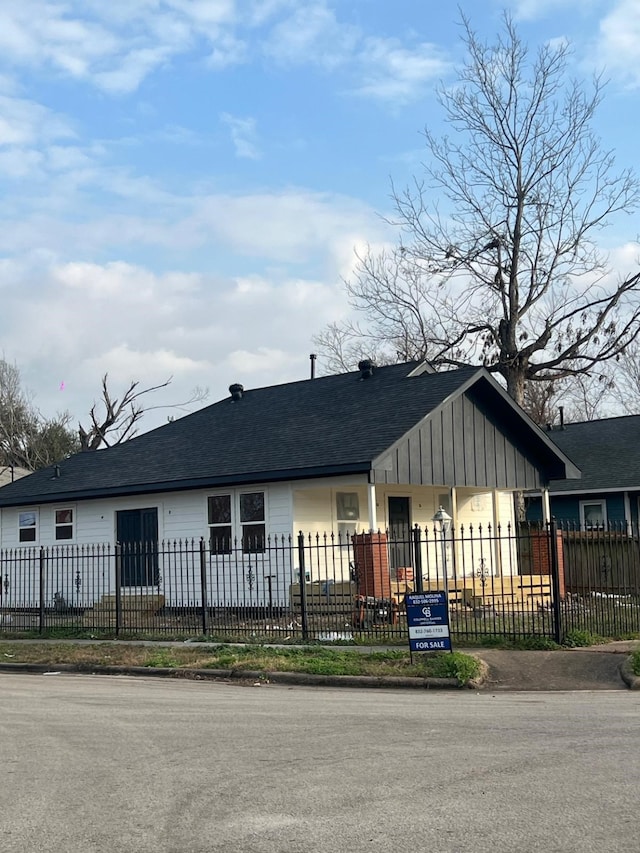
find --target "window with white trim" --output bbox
[207,491,266,554]
[18,510,38,543]
[580,500,606,529]
[239,492,265,553]
[336,492,360,543]
[55,508,74,541]
[208,495,232,554]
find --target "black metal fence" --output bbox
[1,521,639,642]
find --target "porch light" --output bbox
[432,506,452,533]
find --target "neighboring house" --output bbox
[0,360,578,604]
[0,467,31,488]
[527,415,640,528]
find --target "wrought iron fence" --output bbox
[1,521,639,642]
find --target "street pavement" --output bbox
[1,674,639,853]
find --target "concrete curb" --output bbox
[619,657,640,690]
[0,661,481,690]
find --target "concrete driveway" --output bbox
[1,674,638,853]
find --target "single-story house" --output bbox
[0,360,578,607]
[526,415,640,529]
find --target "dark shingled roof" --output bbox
[547,415,640,493]
[0,362,484,507]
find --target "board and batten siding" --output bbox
[373,392,543,490]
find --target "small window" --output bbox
[437,494,451,515]
[580,500,606,529]
[18,510,37,543]
[240,492,265,553]
[208,495,232,554]
[336,492,360,544]
[55,508,74,541]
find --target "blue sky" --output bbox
[1,0,640,431]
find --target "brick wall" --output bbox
[352,532,391,599]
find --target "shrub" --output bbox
[563,629,605,648]
[425,652,480,685]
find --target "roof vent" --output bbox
[229,383,244,401]
[52,465,61,479]
[358,359,375,379]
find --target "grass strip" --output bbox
[0,643,480,684]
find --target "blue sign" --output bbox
[405,592,452,652]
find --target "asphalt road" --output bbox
[1,675,639,853]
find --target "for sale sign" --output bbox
[405,592,452,652]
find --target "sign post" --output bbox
[405,591,452,661]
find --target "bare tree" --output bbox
[523,371,614,426]
[610,341,640,414]
[78,375,208,451]
[315,14,640,407]
[0,359,79,470]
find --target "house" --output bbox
[0,360,578,608]
[526,414,640,528]
[0,466,31,488]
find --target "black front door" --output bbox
[116,508,159,587]
[388,497,412,570]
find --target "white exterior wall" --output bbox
[0,483,294,608]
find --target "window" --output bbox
[207,491,266,554]
[208,495,232,554]
[240,492,265,553]
[55,508,74,541]
[18,510,37,543]
[336,492,360,543]
[580,500,606,529]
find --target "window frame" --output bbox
[206,490,267,555]
[336,491,360,545]
[54,506,75,542]
[579,499,607,530]
[207,494,233,555]
[18,509,38,544]
[239,491,266,554]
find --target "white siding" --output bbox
[0,483,295,608]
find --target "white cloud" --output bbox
[597,0,640,86]
[509,0,598,20]
[264,1,358,69]
[354,37,450,103]
[226,347,292,375]
[0,93,73,148]
[0,0,239,93]
[0,183,387,427]
[220,113,261,160]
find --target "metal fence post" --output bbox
[39,547,45,635]
[412,525,423,593]
[297,532,309,641]
[115,543,122,637]
[549,519,563,644]
[199,538,209,636]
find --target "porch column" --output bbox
[624,492,631,531]
[491,489,503,577]
[541,488,551,526]
[450,487,458,529]
[367,480,377,532]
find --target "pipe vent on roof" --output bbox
[358,359,375,379]
[229,383,244,401]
